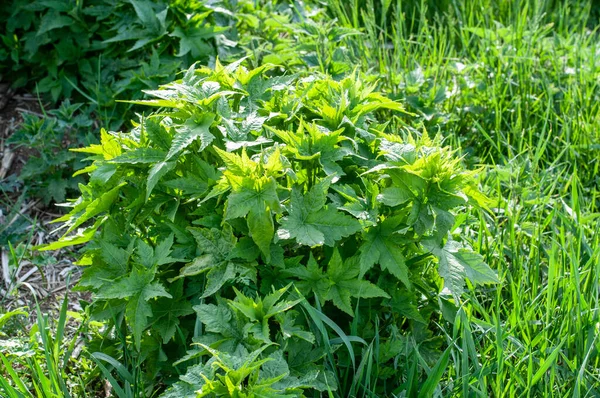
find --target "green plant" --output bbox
[6,100,96,205]
[236,1,360,79]
[41,61,496,395]
[0,282,97,397]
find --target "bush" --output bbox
[42,62,497,396]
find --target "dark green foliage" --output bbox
[43,62,496,396]
[7,100,96,204]
[0,0,241,128]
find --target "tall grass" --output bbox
[0,282,92,397]
[325,0,600,395]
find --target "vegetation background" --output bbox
[0,0,599,396]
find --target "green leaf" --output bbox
[276,311,315,343]
[190,226,237,260]
[154,234,176,265]
[385,290,426,324]
[37,11,73,35]
[194,303,234,336]
[427,239,498,299]
[171,254,215,281]
[136,239,155,268]
[90,163,118,183]
[110,148,166,164]
[166,114,215,160]
[170,26,225,58]
[359,219,410,287]
[153,282,194,343]
[305,206,362,246]
[147,160,176,200]
[98,266,172,350]
[99,240,130,275]
[129,0,161,30]
[419,346,451,396]
[278,185,360,247]
[225,178,279,220]
[286,251,388,316]
[163,176,208,196]
[326,251,389,316]
[47,177,68,203]
[455,249,499,285]
[229,284,301,342]
[172,227,240,284]
[284,253,330,303]
[146,118,172,150]
[37,216,105,251]
[66,183,124,234]
[202,262,236,298]
[378,185,414,207]
[247,206,274,261]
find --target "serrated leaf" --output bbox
[129,0,161,30]
[170,26,225,58]
[147,160,176,200]
[167,114,215,160]
[66,183,124,234]
[99,240,130,274]
[136,239,155,268]
[378,186,413,207]
[127,283,171,350]
[276,311,315,343]
[154,234,176,265]
[47,178,68,203]
[278,185,360,247]
[90,162,117,183]
[359,220,410,287]
[385,290,426,324]
[454,248,499,285]
[428,239,498,299]
[110,148,166,164]
[37,217,105,251]
[225,177,279,220]
[171,254,216,281]
[37,11,73,35]
[189,226,237,260]
[194,303,234,335]
[153,282,194,343]
[305,206,361,246]
[163,176,208,195]
[202,262,236,298]
[97,266,171,350]
[283,253,330,303]
[287,251,388,316]
[326,251,389,316]
[146,118,172,150]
